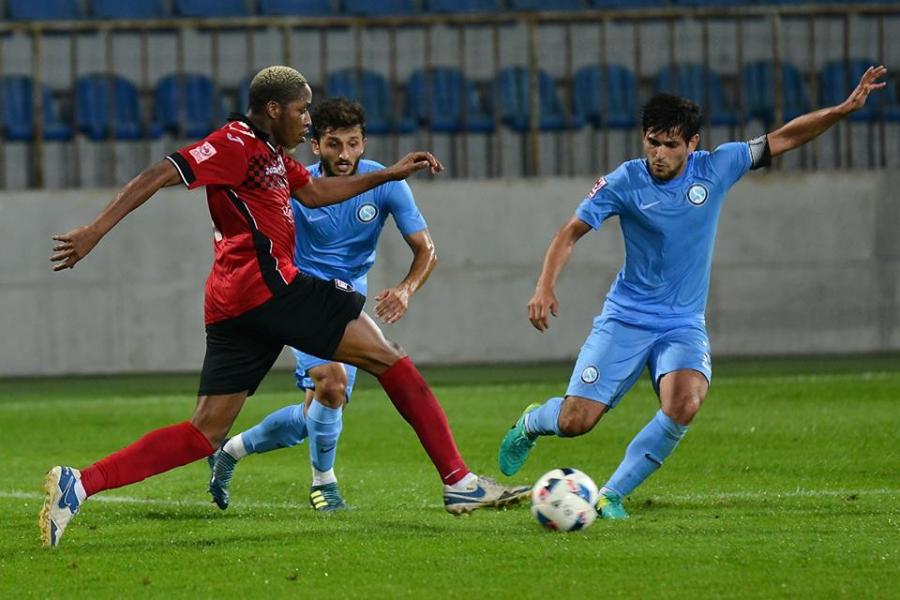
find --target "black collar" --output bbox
[227,112,278,154]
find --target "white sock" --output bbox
[223,434,248,460]
[312,467,337,487]
[445,472,478,491]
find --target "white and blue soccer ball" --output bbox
[531,467,599,532]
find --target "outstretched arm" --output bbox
[767,65,888,158]
[527,216,592,332]
[295,151,444,208]
[50,159,181,271]
[374,229,437,324]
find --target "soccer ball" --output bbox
[531,468,599,532]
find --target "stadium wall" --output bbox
[0,172,897,376]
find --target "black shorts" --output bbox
[199,273,366,397]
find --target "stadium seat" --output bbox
[173,0,249,18]
[8,0,81,20]
[655,64,740,126]
[573,64,638,129]
[74,74,161,140]
[405,68,494,133]
[258,0,334,16]
[820,59,900,123]
[494,66,583,132]
[343,0,416,16]
[589,0,668,8]
[741,61,810,126]
[325,69,415,134]
[508,0,585,10]
[91,0,168,19]
[1,76,72,141]
[154,74,227,138]
[423,0,499,12]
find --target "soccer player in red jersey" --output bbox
[40,66,529,547]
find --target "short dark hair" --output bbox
[310,97,367,140]
[248,66,308,113]
[641,93,702,142]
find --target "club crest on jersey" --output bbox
[357,203,378,223]
[588,177,607,198]
[581,366,600,384]
[687,183,709,206]
[189,141,217,164]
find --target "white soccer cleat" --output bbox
[443,475,531,516]
[39,466,83,548]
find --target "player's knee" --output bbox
[666,392,704,425]
[312,368,348,408]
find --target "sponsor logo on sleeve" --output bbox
[581,366,600,384]
[189,141,217,164]
[588,177,607,198]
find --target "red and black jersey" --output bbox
[167,114,311,324]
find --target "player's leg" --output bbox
[498,315,652,476]
[41,318,281,546]
[332,312,531,513]
[306,362,355,512]
[600,324,710,517]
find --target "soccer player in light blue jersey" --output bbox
[208,97,437,511]
[499,65,889,519]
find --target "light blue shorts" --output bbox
[292,348,358,401]
[565,314,712,408]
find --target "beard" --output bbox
[320,156,360,177]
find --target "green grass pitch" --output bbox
[1,356,898,598]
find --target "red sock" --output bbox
[80,421,213,497]
[378,357,469,485]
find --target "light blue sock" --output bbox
[242,404,308,455]
[604,409,688,497]
[307,399,343,473]
[524,397,563,437]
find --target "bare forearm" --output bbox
[298,170,393,208]
[536,231,577,292]
[92,160,179,236]
[768,104,850,157]
[397,248,437,296]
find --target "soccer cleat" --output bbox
[309,482,347,512]
[596,489,629,520]
[498,402,542,476]
[207,447,237,510]
[39,466,82,548]
[443,476,532,516]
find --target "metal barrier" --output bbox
[0,3,898,188]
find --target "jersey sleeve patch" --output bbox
[189,141,217,164]
[588,177,607,198]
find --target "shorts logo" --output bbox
[334,279,354,292]
[357,203,378,223]
[588,177,607,198]
[687,183,709,206]
[581,366,600,384]
[702,352,711,369]
[189,141,217,164]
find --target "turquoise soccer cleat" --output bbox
[596,489,630,520]
[39,466,82,547]
[309,482,348,512]
[498,402,542,476]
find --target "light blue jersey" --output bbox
[291,159,428,393]
[567,142,752,405]
[576,142,752,327]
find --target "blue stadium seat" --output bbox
[237,75,252,112]
[672,0,745,6]
[91,0,167,19]
[259,0,334,16]
[1,76,71,141]
[405,68,494,133]
[508,0,585,9]
[589,0,668,7]
[820,59,900,123]
[173,0,249,17]
[325,69,415,135]
[494,67,583,132]
[343,0,416,16]
[741,61,810,126]
[75,75,161,140]
[8,0,81,20]
[655,64,740,126]
[424,0,499,12]
[573,64,638,129]
[154,74,227,138]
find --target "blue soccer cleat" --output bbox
[498,403,542,476]
[596,489,630,520]
[39,466,82,547]
[309,482,348,512]
[207,447,238,510]
[443,476,531,515]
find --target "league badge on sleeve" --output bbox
[588,177,607,199]
[189,141,217,164]
[686,183,709,206]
